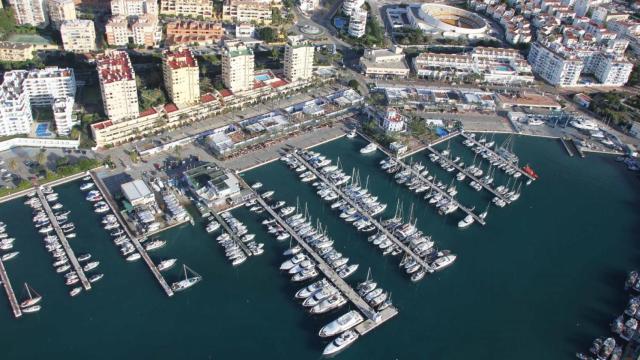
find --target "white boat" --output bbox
[206,221,220,233]
[69,287,82,297]
[20,283,42,308]
[79,182,94,191]
[89,273,104,283]
[338,264,358,279]
[322,330,359,356]
[295,278,328,299]
[346,129,357,139]
[77,253,91,262]
[310,294,347,314]
[126,253,141,262]
[280,254,306,271]
[22,305,41,314]
[145,239,166,251]
[457,215,474,228]
[319,310,364,338]
[1,251,18,261]
[158,258,177,271]
[432,254,457,271]
[83,261,99,271]
[171,265,202,292]
[302,286,336,307]
[360,143,377,154]
[251,182,263,190]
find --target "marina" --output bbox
[89,173,174,297]
[461,132,537,181]
[0,256,21,318]
[209,210,253,258]
[35,187,91,291]
[0,134,637,359]
[244,181,399,335]
[288,150,438,274]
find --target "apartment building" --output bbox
[47,0,77,29]
[0,42,36,62]
[110,0,158,16]
[413,47,534,84]
[60,19,97,53]
[348,8,367,38]
[222,0,272,24]
[106,15,161,48]
[359,46,410,78]
[528,42,584,86]
[160,0,214,17]
[342,0,364,16]
[284,35,314,82]
[592,53,633,86]
[165,20,224,47]
[21,67,76,106]
[221,41,255,93]
[162,48,200,106]
[96,50,140,121]
[0,74,32,136]
[8,0,48,27]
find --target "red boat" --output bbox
[522,165,539,179]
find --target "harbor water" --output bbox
[0,134,639,359]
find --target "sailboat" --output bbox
[20,283,42,308]
[171,265,202,292]
[479,203,490,220]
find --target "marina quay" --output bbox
[2,0,640,358]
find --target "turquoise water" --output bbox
[255,74,271,82]
[0,135,638,359]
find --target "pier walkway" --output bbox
[356,131,485,225]
[290,151,436,271]
[89,172,174,297]
[240,178,398,331]
[36,188,91,291]
[426,146,510,204]
[209,209,252,257]
[0,258,21,317]
[560,137,574,157]
[462,133,536,181]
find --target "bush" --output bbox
[257,27,276,42]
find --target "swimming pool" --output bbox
[495,65,512,72]
[35,123,50,137]
[334,17,347,29]
[255,74,271,82]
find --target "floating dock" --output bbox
[89,172,174,297]
[426,146,511,204]
[209,209,253,257]
[462,133,536,181]
[241,178,398,333]
[0,258,21,318]
[36,188,92,291]
[290,151,437,270]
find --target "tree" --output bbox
[271,47,279,60]
[8,159,16,171]
[348,79,359,91]
[36,150,46,165]
[257,27,276,42]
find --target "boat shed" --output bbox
[121,180,156,207]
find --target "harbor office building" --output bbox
[183,164,247,209]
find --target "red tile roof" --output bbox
[140,108,157,117]
[164,103,178,113]
[201,93,216,103]
[219,89,233,97]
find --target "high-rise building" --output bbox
[528,42,584,86]
[106,15,161,48]
[284,35,314,82]
[348,8,367,38]
[110,0,158,16]
[342,0,364,16]
[160,0,214,17]
[8,0,49,27]
[574,0,590,17]
[60,19,97,53]
[48,0,77,30]
[162,48,200,106]
[0,67,77,135]
[221,40,255,93]
[593,54,633,86]
[96,50,140,121]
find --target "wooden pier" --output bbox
[241,179,398,330]
[426,146,511,204]
[290,151,437,271]
[36,188,91,291]
[0,258,21,318]
[209,209,252,257]
[89,172,174,297]
[462,132,536,181]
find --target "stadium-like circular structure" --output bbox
[415,3,488,35]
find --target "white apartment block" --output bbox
[0,73,33,136]
[235,23,255,37]
[160,0,214,17]
[47,0,77,30]
[342,0,364,16]
[106,15,161,48]
[592,54,633,86]
[0,67,77,135]
[223,0,273,24]
[574,0,589,17]
[97,51,140,121]
[8,0,49,27]
[413,47,534,84]
[60,20,97,53]
[222,41,255,93]
[348,8,367,38]
[284,35,314,82]
[528,42,583,86]
[360,46,410,78]
[162,48,200,106]
[111,0,159,17]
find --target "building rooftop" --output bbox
[96,51,135,84]
[164,48,197,70]
[121,179,152,202]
